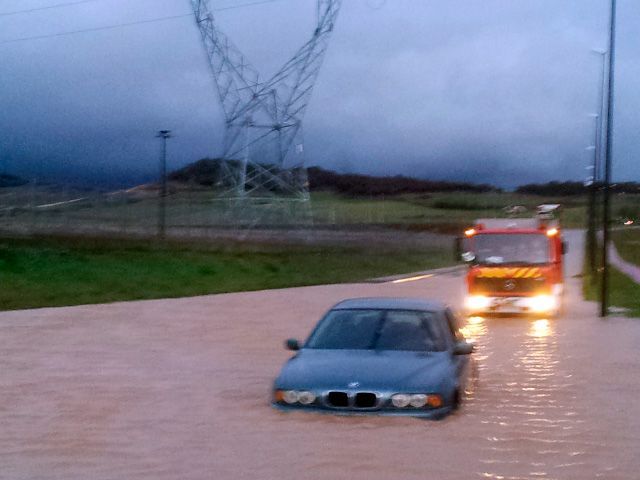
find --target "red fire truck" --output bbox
[458,205,567,317]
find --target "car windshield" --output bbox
[473,233,549,265]
[305,309,446,351]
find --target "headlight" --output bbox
[530,295,555,313]
[465,295,491,311]
[274,389,316,405]
[391,393,443,409]
[391,394,411,408]
[283,390,300,404]
[297,391,316,405]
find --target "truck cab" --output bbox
[459,205,567,317]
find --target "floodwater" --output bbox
[1,231,639,479]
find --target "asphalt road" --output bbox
[1,230,639,480]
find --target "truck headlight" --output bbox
[465,295,491,311]
[530,295,555,313]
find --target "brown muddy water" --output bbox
[1,231,639,479]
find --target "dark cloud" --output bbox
[0,0,638,187]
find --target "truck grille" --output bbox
[471,277,544,295]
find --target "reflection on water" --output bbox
[465,315,590,480]
[461,316,488,344]
[529,319,552,338]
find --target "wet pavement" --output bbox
[1,230,639,479]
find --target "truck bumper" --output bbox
[465,288,563,317]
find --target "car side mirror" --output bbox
[561,241,568,255]
[285,338,300,351]
[453,341,474,355]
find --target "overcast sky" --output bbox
[0,0,638,187]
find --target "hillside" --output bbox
[169,159,499,195]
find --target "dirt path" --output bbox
[609,242,640,283]
[1,231,639,480]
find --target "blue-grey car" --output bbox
[272,298,475,419]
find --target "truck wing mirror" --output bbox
[561,241,568,255]
[454,237,462,261]
[461,251,476,263]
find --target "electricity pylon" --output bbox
[190,0,341,227]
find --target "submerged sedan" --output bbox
[272,298,475,418]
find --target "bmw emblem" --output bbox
[348,382,360,388]
[504,279,516,291]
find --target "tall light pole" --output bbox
[601,0,618,317]
[585,114,599,281]
[156,130,172,239]
[592,49,608,180]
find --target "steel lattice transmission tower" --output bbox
[190,0,342,226]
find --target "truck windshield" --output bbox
[473,233,550,265]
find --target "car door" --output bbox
[444,308,472,395]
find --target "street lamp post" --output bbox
[586,137,598,280]
[592,49,608,180]
[156,130,172,239]
[601,0,618,317]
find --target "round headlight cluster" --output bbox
[391,393,443,409]
[276,390,317,405]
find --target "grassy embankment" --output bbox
[0,186,592,235]
[309,191,589,231]
[0,236,453,311]
[3,188,619,312]
[583,228,640,317]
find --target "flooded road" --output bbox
[1,230,639,479]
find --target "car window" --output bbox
[306,308,445,351]
[306,309,383,349]
[376,310,446,352]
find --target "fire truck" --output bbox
[458,205,567,317]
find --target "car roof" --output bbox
[331,297,447,312]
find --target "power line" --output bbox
[216,0,286,11]
[0,13,192,45]
[0,0,285,18]
[0,0,101,17]
[0,0,290,45]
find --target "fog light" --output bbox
[297,391,316,405]
[391,394,410,408]
[465,295,491,311]
[283,390,300,404]
[530,295,555,313]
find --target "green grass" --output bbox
[0,186,594,235]
[0,236,452,311]
[309,191,590,231]
[612,229,640,266]
[583,267,640,317]
[583,231,640,317]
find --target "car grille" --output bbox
[325,391,379,409]
[355,392,377,408]
[471,277,544,295]
[327,391,349,407]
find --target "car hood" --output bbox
[275,349,454,392]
